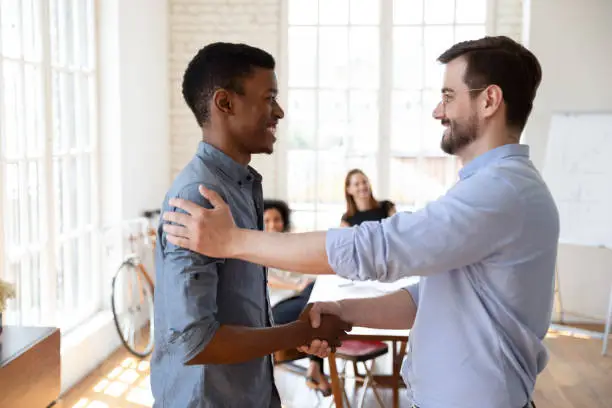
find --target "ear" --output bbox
[481,84,503,118]
[212,89,233,115]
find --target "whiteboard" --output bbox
[541,112,612,248]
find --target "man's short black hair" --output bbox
[263,199,291,232]
[438,36,542,132]
[182,42,276,126]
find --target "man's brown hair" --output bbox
[438,36,542,132]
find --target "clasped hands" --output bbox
[296,302,351,359]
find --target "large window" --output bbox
[0,0,99,331]
[286,0,485,231]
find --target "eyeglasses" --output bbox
[441,87,488,105]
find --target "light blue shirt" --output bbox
[326,144,559,408]
[151,142,280,408]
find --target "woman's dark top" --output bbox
[341,200,394,226]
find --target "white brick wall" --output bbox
[168,0,283,197]
[168,0,523,199]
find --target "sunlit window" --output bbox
[286,0,486,231]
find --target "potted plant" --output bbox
[0,278,16,334]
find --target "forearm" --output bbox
[231,229,334,275]
[338,290,416,330]
[187,322,310,365]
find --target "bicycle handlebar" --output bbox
[142,209,161,219]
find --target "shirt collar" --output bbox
[197,141,262,185]
[459,143,530,180]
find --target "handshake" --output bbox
[295,302,352,358]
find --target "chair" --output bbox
[333,340,389,408]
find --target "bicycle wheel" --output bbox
[111,258,155,358]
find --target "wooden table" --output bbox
[0,326,61,408]
[308,275,416,408]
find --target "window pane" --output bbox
[85,76,96,150]
[52,71,76,153]
[2,61,25,159]
[393,27,423,90]
[319,27,349,88]
[54,0,75,66]
[391,90,422,154]
[319,0,349,25]
[73,74,86,150]
[424,0,455,24]
[455,25,486,43]
[287,90,316,149]
[1,0,22,58]
[315,206,345,230]
[53,158,65,233]
[50,0,60,65]
[348,90,378,153]
[456,0,486,24]
[287,150,316,206]
[21,0,42,62]
[393,0,423,24]
[85,0,96,68]
[24,64,44,157]
[288,27,317,88]
[316,151,346,204]
[79,155,92,225]
[28,160,42,243]
[349,27,379,89]
[288,0,318,25]
[5,163,21,246]
[318,90,347,150]
[66,156,78,230]
[390,157,417,207]
[290,208,316,233]
[424,26,453,89]
[350,0,379,25]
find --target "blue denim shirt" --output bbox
[151,142,280,408]
[327,144,559,408]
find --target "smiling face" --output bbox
[224,67,285,155]
[345,171,371,200]
[432,57,482,155]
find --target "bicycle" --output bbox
[110,209,160,358]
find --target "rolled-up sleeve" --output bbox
[161,183,225,364]
[326,170,522,282]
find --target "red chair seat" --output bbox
[336,340,388,362]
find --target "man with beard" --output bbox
[150,42,352,408]
[161,36,557,408]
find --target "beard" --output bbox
[440,114,479,155]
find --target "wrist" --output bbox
[288,320,311,344]
[335,300,348,323]
[227,227,245,258]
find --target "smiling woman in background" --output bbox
[341,169,396,227]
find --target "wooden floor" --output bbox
[57,328,612,408]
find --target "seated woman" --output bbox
[341,168,396,227]
[265,199,331,397]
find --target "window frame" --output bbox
[0,0,101,331]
